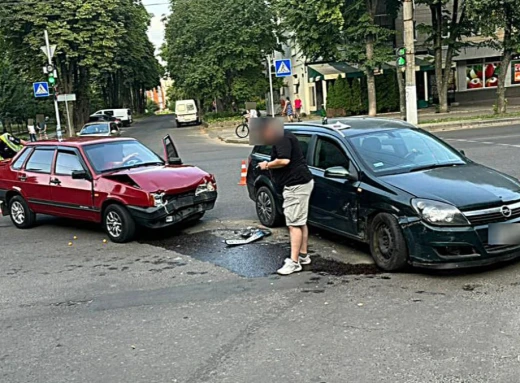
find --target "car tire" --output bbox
[176,120,182,127]
[103,204,136,243]
[369,213,409,271]
[9,195,36,229]
[255,186,283,227]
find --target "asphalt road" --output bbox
[3,116,520,382]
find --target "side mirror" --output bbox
[324,166,356,181]
[71,170,90,180]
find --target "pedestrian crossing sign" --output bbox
[275,59,292,78]
[33,82,50,98]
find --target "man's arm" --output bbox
[259,136,291,170]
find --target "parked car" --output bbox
[247,117,520,271]
[175,99,200,126]
[78,122,120,137]
[0,135,217,243]
[91,109,132,127]
[88,114,123,128]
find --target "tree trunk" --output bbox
[497,18,513,114]
[366,35,377,116]
[397,68,406,119]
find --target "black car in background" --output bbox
[247,118,520,271]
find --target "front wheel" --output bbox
[255,186,283,227]
[235,123,249,138]
[103,204,136,243]
[9,195,36,229]
[369,213,409,271]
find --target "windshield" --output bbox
[83,140,163,173]
[177,104,186,113]
[349,129,467,176]
[80,124,109,135]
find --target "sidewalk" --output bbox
[206,100,520,144]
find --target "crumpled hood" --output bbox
[105,165,211,194]
[380,164,520,210]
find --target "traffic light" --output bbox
[48,73,56,85]
[396,47,406,67]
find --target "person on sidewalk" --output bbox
[283,97,294,122]
[258,121,314,275]
[294,95,302,122]
[27,122,37,142]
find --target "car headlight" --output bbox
[150,192,166,207]
[411,198,469,226]
[195,180,216,196]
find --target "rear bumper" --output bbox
[176,115,198,123]
[127,191,217,229]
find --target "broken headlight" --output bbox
[150,192,166,208]
[195,180,216,196]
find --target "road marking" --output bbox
[446,138,520,149]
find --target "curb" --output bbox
[420,117,519,132]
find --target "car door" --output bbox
[48,148,96,220]
[309,135,361,237]
[163,135,182,165]
[20,147,56,214]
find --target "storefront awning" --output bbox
[307,62,364,82]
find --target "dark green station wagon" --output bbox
[247,118,520,271]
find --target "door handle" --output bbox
[50,178,61,185]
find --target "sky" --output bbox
[143,0,170,62]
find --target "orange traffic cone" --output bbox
[238,160,248,186]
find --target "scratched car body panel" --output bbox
[0,135,217,242]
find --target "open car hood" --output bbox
[104,165,211,194]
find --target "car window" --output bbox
[294,134,312,160]
[12,147,32,170]
[80,123,110,135]
[26,149,54,173]
[187,104,195,112]
[104,110,114,116]
[314,138,349,170]
[177,104,186,113]
[55,152,84,176]
[349,129,466,175]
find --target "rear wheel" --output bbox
[255,186,283,227]
[9,195,36,229]
[103,204,136,243]
[369,213,409,271]
[235,123,249,138]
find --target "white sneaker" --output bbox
[299,254,311,265]
[277,258,302,275]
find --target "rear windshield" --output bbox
[177,105,186,113]
[80,124,109,135]
[187,104,195,112]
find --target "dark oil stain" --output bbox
[141,230,380,278]
[301,289,325,294]
[186,271,208,275]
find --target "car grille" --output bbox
[463,201,520,226]
[164,191,195,203]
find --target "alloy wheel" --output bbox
[106,211,123,238]
[11,201,25,225]
[257,191,273,224]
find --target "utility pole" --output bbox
[403,0,418,125]
[44,30,63,140]
[267,54,275,117]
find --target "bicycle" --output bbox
[235,117,249,138]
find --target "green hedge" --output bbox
[204,111,243,123]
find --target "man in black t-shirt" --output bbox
[259,126,314,275]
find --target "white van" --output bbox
[175,100,200,126]
[91,109,133,126]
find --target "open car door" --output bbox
[163,135,182,165]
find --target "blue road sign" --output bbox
[33,82,50,98]
[275,59,292,78]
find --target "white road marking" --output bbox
[445,138,520,149]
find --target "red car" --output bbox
[0,135,217,242]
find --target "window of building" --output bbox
[466,60,500,90]
[512,60,520,85]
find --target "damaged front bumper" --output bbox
[401,217,520,269]
[127,191,217,229]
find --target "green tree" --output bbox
[416,0,474,113]
[163,0,279,110]
[277,0,400,116]
[351,78,363,115]
[466,0,520,114]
